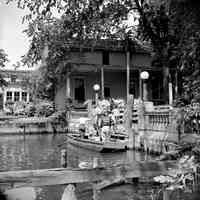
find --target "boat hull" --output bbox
[67,135,128,152]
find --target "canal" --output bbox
[0,134,198,200]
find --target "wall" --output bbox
[110,52,151,68]
[69,71,127,101]
[70,51,152,68]
[70,52,102,65]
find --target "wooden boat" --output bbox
[67,134,128,152]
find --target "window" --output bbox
[102,51,109,65]
[22,92,27,102]
[14,92,20,101]
[6,91,12,101]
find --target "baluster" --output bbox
[154,114,157,125]
[164,115,166,124]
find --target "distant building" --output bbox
[0,69,31,110]
[54,39,177,110]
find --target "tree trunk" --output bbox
[163,67,169,104]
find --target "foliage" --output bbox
[48,110,68,126]
[29,66,57,100]
[13,101,27,115]
[0,49,9,86]
[4,101,15,114]
[8,0,137,99]
[135,0,200,103]
[0,49,8,68]
[183,103,200,134]
[154,151,200,194]
[35,100,54,117]
[25,102,37,117]
[7,0,200,103]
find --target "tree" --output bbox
[9,0,136,99]
[9,0,200,104]
[134,0,200,104]
[0,49,8,68]
[0,49,9,86]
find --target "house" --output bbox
[0,69,31,110]
[54,39,176,110]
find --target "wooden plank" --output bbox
[0,161,178,188]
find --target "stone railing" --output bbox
[148,111,170,126]
[131,102,179,154]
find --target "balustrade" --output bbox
[148,112,170,126]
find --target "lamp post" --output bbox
[140,71,149,101]
[93,84,100,105]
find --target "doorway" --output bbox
[74,78,85,103]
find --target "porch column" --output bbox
[101,67,104,99]
[143,81,148,101]
[66,72,71,98]
[139,69,142,100]
[175,70,178,99]
[126,51,130,101]
[11,91,14,102]
[27,92,30,102]
[140,71,149,101]
[3,90,6,110]
[168,74,173,105]
[19,91,22,101]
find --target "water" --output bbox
[0,134,197,200]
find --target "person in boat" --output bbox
[79,118,89,139]
[79,123,86,138]
[98,110,114,141]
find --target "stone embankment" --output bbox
[0,116,66,135]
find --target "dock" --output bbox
[0,161,178,188]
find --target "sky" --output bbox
[0,1,30,70]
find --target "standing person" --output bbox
[109,97,114,112]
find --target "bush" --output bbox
[48,110,67,126]
[13,101,27,116]
[35,101,54,117]
[184,103,200,134]
[25,102,36,117]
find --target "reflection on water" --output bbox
[0,134,63,171]
[0,134,198,200]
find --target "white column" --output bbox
[175,70,178,99]
[3,90,7,110]
[11,91,14,102]
[19,91,22,101]
[139,70,142,100]
[143,81,148,101]
[101,67,104,99]
[27,92,30,102]
[126,51,130,101]
[66,72,71,98]
[169,82,173,105]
